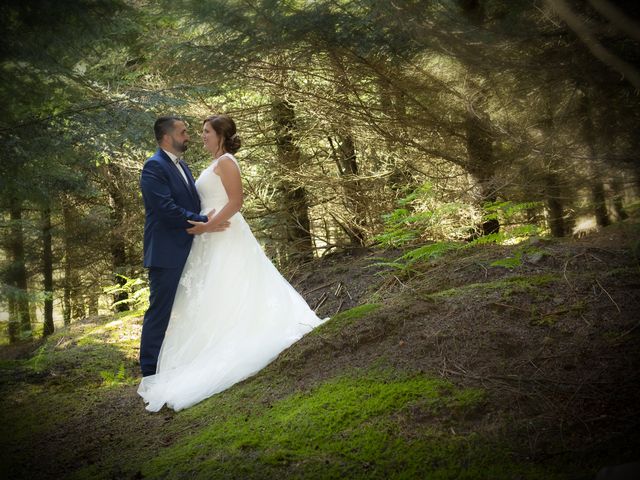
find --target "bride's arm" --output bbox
[187,157,243,234]
[210,158,244,226]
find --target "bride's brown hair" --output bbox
[203,114,241,154]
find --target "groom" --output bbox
[139,116,227,377]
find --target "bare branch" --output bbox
[546,0,640,90]
[588,0,640,43]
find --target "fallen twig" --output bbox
[477,262,488,278]
[587,252,605,263]
[304,281,336,295]
[491,302,531,313]
[539,307,572,318]
[313,293,328,312]
[595,278,621,312]
[618,322,640,338]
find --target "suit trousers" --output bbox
[139,266,184,376]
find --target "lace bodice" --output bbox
[195,153,240,213]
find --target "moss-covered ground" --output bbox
[1,219,639,479]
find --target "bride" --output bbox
[137,114,325,412]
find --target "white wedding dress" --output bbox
[137,153,325,412]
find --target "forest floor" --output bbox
[1,216,639,480]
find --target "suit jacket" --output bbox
[140,148,207,268]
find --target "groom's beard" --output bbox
[173,138,189,153]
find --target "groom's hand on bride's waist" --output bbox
[186,209,230,235]
[186,219,230,235]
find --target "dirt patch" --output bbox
[287,246,402,318]
[0,338,45,361]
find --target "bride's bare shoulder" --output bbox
[217,154,240,169]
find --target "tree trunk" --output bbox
[378,78,413,194]
[8,199,31,338]
[7,297,18,343]
[328,135,367,246]
[62,200,72,326]
[61,200,86,323]
[538,101,571,237]
[63,274,71,325]
[580,91,611,227]
[610,176,628,221]
[545,173,566,237]
[72,296,86,320]
[592,180,611,228]
[465,107,499,236]
[41,205,54,337]
[88,294,99,316]
[29,301,39,335]
[272,98,314,262]
[107,164,129,312]
[326,52,368,246]
[459,0,485,24]
[458,0,500,237]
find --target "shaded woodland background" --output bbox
[1,0,639,343]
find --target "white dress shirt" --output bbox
[162,149,189,185]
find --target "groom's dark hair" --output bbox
[154,116,183,143]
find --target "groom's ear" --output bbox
[159,132,170,146]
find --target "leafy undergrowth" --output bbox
[1,218,639,479]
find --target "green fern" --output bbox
[103,274,149,310]
[375,185,542,273]
[467,232,504,246]
[400,242,461,265]
[100,363,133,387]
[490,252,523,269]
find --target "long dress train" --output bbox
[137,153,325,412]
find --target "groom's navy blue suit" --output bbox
[139,148,208,376]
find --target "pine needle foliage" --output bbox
[374,183,543,271]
